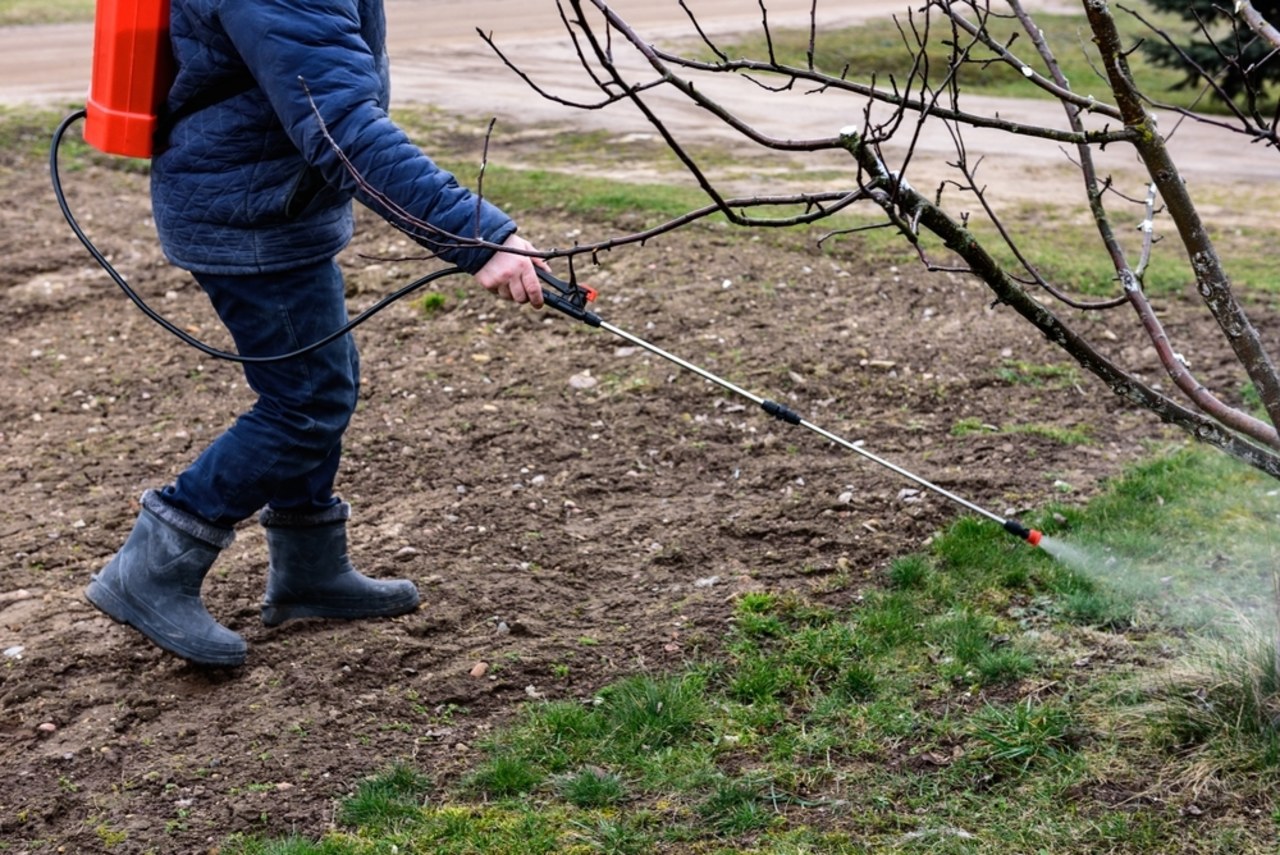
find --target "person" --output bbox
[84,0,549,667]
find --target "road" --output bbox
[0,0,914,104]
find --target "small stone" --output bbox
[37,722,57,736]
[524,685,543,699]
[568,371,597,390]
[693,576,720,588]
[470,662,489,678]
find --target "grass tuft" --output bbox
[555,766,627,808]
[337,763,430,831]
[965,700,1081,778]
[464,753,544,799]
[696,777,776,835]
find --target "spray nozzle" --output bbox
[1002,518,1043,547]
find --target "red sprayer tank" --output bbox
[84,0,173,158]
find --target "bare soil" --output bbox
[0,4,1275,852]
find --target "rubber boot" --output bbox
[86,490,246,667]
[259,502,419,627]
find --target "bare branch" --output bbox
[1237,1,1280,51]
[843,127,1280,472]
[464,0,1280,479]
[930,0,1125,121]
[646,48,1136,147]
[1087,2,1280,434]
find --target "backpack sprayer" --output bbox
[83,0,171,159]
[54,0,1044,548]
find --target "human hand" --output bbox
[473,234,550,309]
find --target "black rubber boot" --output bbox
[86,490,246,667]
[259,502,419,627]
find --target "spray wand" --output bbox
[537,268,1044,548]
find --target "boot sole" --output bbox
[86,578,247,668]
[261,592,420,628]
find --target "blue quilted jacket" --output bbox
[151,0,515,275]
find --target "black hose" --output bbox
[50,109,464,364]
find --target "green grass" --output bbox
[337,764,432,831]
[5,105,90,162]
[993,359,1080,389]
[224,443,1280,854]
[712,2,1228,114]
[413,290,450,316]
[0,0,94,26]
[951,416,1093,447]
[454,164,730,227]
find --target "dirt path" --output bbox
[0,0,914,104]
[3,0,1267,197]
[5,0,1271,220]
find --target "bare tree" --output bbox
[469,0,1280,480]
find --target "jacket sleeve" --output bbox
[218,0,515,273]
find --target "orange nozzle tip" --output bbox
[1027,530,1043,547]
[583,285,598,302]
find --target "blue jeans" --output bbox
[160,259,360,528]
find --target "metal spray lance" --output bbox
[537,268,1046,548]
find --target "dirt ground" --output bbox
[1,5,1277,854]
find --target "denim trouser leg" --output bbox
[160,259,360,527]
